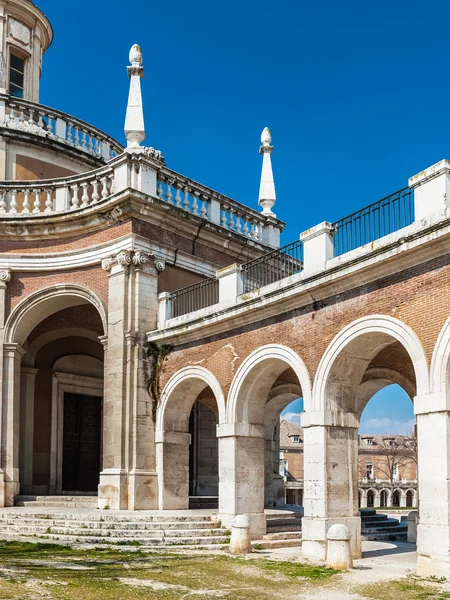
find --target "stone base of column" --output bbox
[127,470,158,510]
[4,468,18,507]
[98,469,128,510]
[219,512,266,540]
[302,516,361,561]
[0,470,6,507]
[417,523,450,578]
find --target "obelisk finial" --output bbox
[124,44,145,150]
[258,127,276,216]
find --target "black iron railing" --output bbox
[241,240,304,294]
[333,187,414,257]
[170,276,219,318]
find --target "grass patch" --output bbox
[0,540,339,599]
[358,578,450,600]
[261,559,337,580]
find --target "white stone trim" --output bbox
[4,284,107,345]
[0,233,217,277]
[430,316,450,394]
[50,372,103,495]
[312,315,429,412]
[157,366,226,433]
[226,344,312,421]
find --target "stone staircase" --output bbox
[360,508,407,541]
[0,497,303,550]
[0,510,230,547]
[188,496,219,510]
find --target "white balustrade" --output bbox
[155,171,265,242]
[0,168,114,216]
[0,95,123,162]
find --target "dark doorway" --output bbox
[367,490,374,507]
[62,393,101,492]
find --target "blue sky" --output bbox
[281,386,415,435]
[35,0,436,432]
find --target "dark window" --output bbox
[9,53,25,98]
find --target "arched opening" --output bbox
[359,383,417,511]
[367,490,374,508]
[157,367,224,511]
[2,286,106,504]
[392,490,400,507]
[224,345,311,536]
[280,397,303,508]
[188,390,219,509]
[303,315,427,561]
[406,490,413,507]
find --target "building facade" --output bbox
[279,421,418,509]
[2,0,450,580]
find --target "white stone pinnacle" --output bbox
[124,44,145,150]
[258,126,276,216]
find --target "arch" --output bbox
[5,284,107,346]
[226,344,312,422]
[430,316,450,393]
[406,489,414,507]
[380,489,388,508]
[157,366,225,433]
[366,489,375,507]
[312,315,429,413]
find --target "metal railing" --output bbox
[241,240,304,294]
[170,276,219,318]
[333,187,414,257]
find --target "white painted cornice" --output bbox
[0,233,218,276]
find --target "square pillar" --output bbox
[19,367,38,494]
[2,343,25,506]
[99,249,162,510]
[217,423,266,539]
[217,264,243,303]
[409,160,450,222]
[415,393,450,577]
[300,222,334,275]
[301,410,361,561]
[156,430,191,509]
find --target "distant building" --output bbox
[280,420,418,508]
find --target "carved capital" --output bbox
[132,250,150,266]
[101,257,114,272]
[154,259,165,272]
[116,250,132,267]
[0,268,11,283]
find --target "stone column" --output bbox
[19,367,38,494]
[127,251,162,510]
[217,423,266,539]
[374,490,381,508]
[98,252,131,509]
[415,394,450,577]
[156,430,191,509]
[0,268,10,506]
[400,490,407,508]
[99,249,162,510]
[360,490,367,509]
[301,410,361,561]
[2,343,25,506]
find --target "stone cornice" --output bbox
[147,209,450,346]
[0,233,218,276]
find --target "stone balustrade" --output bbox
[0,95,123,161]
[156,167,270,242]
[0,153,284,251]
[0,164,114,215]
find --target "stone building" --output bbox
[2,0,450,579]
[279,421,418,509]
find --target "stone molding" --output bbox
[102,250,165,274]
[0,268,10,284]
[409,159,450,189]
[226,344,312,422]
[312,314,430,412]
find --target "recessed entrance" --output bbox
[62,393,101,493]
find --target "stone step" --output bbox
[266,518,302,529]
[266,524,302,533]
[16,501,98,508]
[263,531,302,541]
[362,532,407,541]
[360,514,389,522]
[1,524,229,538]
[362,525,407,535]
[0,531,230,546]
[189,496,219,510]
[361,518,402,529]
[253,538,302,549]
[0,518,222,531]
[0,512,217,523]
